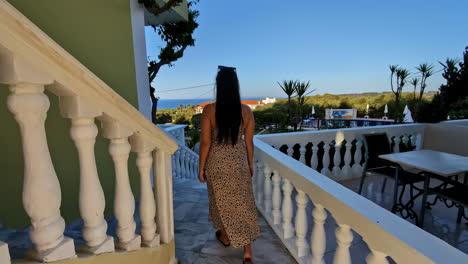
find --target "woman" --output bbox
[198,66,260,263]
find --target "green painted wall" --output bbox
[1,0,141,227]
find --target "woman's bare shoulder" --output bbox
[204,103,216,113]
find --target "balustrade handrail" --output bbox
[257,123,426,142]
[0,0,178,154]
[254,137,468,264]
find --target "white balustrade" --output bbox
[366,249,389,264]
[333,224,353,264]
[299,144,307,164]
[60,96,114,254]
[154,149,174,243]
[295,189,309,257]
[341,139,353,178]
[393,136,401,153]
[281,179,294,239]
[309,204,327,264]
[263,164,272,217]
[7,82,76,262]
[176,149,182,178]
[253,130,467,264]
[101,117,141,251]
[130,134,160,248]
[311,144,319,170]
[332,142,342,178]
[352,140,363,178]
[322,142,331,177]
[0,4,180,262]
[271,170,282,225]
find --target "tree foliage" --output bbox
[416,47,468,122]
[141,0,200,123]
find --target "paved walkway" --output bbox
[173,178,296,264]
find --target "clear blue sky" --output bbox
[145,0,468,100]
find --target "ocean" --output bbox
[158,98,264,109]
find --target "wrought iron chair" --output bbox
[358,133,425,218]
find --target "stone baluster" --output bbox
[309,204,327,264]
[165,151,175,242]
[59,96,114,254]
[341,139,353,179]
[192,155,197,179]
[366,249,389,264]
[286,144,294,157]
[299,144,307,164]
[402,134,409,148]
[414,133,423,150]
[6,79,76,261]
[393,136,401,153]
[281,179,294,239]
[311,144,319,170]
[352,140,363,177]
[129,134,160,248]
[321,142,331,177]
[332,141,342,178]
[332,224,353,264]
[0,242,10,264]
[255,161,264,207]
[263,164,272,217]
[176,149,182,178]
[295,189,309,257]
[101,117,140,251]
[184,151,190,178]
[153,148,174,243]
[271,170,282,225]
[180,150,186,178]
[186,154,191,179]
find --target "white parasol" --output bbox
[403,105,414,123]
[384,104,388,114]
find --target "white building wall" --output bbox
[130,0,152,122]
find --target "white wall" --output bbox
[130,0,152,122]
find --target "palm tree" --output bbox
[294,81,315,130]
[410,78,419,100]
[395,68,410,103]
[278,80,297,124]
[389,65,399,98]
[416,63,434,101]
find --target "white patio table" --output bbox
[379,149,468,227]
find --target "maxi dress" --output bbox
[205,128,260,248]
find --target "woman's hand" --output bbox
[198,169,207,183]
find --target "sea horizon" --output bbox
[158,97,267,109]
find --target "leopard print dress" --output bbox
[205,128,260,248]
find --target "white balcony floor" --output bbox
[342,175,468,254]
[173,178,296,264]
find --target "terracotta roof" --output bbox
[196,100,263,108]
[241,100,262,105]
[196,101,214,108]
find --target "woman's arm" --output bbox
[198,104,212,182]
[244,106,255,176]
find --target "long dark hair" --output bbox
[215,66,242,145]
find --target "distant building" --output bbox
[195,97,277,114]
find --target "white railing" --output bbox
[172,145,200,180]
[160,124,200,180]
[253,137,468,264]
[257,124,426,181]
[0,1,178,263]
[158,124,187,144]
